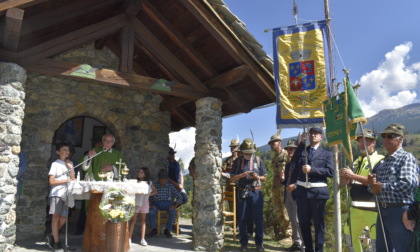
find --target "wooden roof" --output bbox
[0,0,275,131]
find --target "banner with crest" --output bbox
[323,76,366,162]
[273,21,331,128]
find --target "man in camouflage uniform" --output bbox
[268,134,290,240]
[222,139,241,191]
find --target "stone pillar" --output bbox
[192,97,223,251]
[0,62,27,251]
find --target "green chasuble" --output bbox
[86,146,123,181]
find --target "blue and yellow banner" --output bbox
[273,21,331,128]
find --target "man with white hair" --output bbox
[369,123,419,252]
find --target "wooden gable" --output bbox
[0,0,276,131]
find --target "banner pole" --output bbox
[323,0,341,251]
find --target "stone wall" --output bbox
[15,43,171,240]
[192,97,223,251]
[0,62,27,251]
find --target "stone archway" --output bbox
[9,43,171,243]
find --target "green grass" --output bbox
[221,230,291,251]
[221,228,347,252]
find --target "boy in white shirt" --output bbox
[47,143,75,250]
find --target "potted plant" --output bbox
[99,187,135,252]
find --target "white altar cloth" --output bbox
[64,181,149,207]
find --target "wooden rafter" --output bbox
[141,0,216,78]
[0,0,47,15]
[3,8,24,52]
[119,25,134,73]
[127,15,209,92]
[206,65,249,89]
[19,0,121,37]
[223,87,252,113]
[17,14,127,59]
[133,39,179,81]
[172,106,195,127]
[103,38,149,76]
[181,0,276,99]
[160,97,194,111]
[19,58,206,99]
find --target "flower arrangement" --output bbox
[99,187,135,223]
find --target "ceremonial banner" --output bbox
[323,77,366,162]
[273,21,331,128]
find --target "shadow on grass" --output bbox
[221,230,290,252]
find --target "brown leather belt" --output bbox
[239,187,262,191]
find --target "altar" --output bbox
[67,181,149,252]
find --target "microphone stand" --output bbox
[61,147,110,251]
[58,148,111,177]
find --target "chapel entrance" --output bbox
[46,116,111,236]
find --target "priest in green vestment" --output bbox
[82,134,123,181]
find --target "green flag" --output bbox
[323,76,366,162]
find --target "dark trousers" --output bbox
[376,205,411,252]
[296,198,326,252]
[237,190,264,246]
[75,200,86,234]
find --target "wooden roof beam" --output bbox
[119,25,134,73]
[18,14,127,59]
[223,87,252,113]
[19,58,206,99]
[181,0,276,99]
[19,0,121,37]
[206,65,249,89]
[3,8,24,52]
[141,0,216,78]
[134,39,179,81]
[160,97,194,112]
[172,107,195,127]
[127,15,209,92]
[103,38,149,76]
[0,0,47,15]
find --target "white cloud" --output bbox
[169,128,233,169]
[169,127,196,169]
[357,42,420,117]
[222,151,232,158]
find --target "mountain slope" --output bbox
[365,103,420,134]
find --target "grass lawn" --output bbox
[221,229,291,252]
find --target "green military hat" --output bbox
[285,139,298,149]
[229,139,240,147]
[240,138,256,154]
[357,128,376,140]
[168,147,177,154]
[268,134,282,145]
[381,123,405,137]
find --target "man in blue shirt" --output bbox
[369,123,419,252]
[167,147,188,205]
[149,169,183,238]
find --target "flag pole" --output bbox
[342,150,354,252]
[323,0,342,251]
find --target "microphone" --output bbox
[59,147,111,177]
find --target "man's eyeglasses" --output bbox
[381,134,398,139]
[103,140,115,144]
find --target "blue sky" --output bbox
[171,0,420,166]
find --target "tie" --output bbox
[309,147,315,158]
